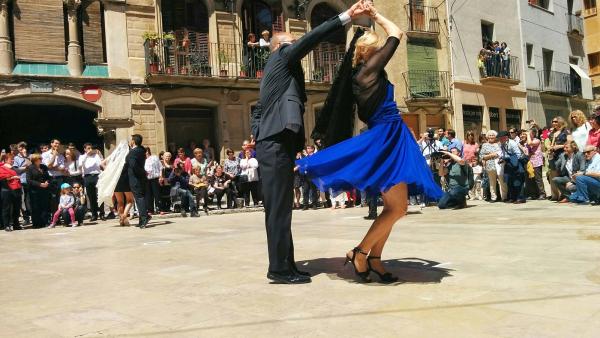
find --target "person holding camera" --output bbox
[498,130,527,203]
[437,146,470,209]
[419,128,443,187]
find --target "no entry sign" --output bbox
[81,86,102,102]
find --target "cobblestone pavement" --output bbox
[1,200,599,337]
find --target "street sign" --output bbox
[30,82,53,93]
[81,86,102,102]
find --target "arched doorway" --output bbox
[162,0,210,75]
[0,103,103,153]
[310,3,346,82]
[164,105,218,160]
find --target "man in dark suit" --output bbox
[251,1,366,284]
[127,134,148,228]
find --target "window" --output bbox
[589,52,600,75]
[526,43,534,67]
[481,21,494,48]
[462,105,483,137]
[489,107,500,132]
[584,0,597,10]
[506,109,522,130]
[529,0,551,11]
[542,49,553,71]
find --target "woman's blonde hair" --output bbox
[353,30,384,67]
[554,116,567,130]
[569,110,586,127]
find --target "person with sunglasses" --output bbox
[568,145,600,205]
[545,116,570,201]
[70,183,87,226]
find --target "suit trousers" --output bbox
[83,174,100,217]
[130,177,147,222]
[256,130,298,273]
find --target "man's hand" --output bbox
[347,0,368,18]
[572,172,583,179]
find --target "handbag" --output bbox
[526,161,535,178]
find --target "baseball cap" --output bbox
[60,183,72,190]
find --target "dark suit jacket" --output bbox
[127,146,147,192]
[251,15,346,152]
[555,151,586,177]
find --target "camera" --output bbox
[426,128,435,140]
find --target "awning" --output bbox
[570,64,594,100]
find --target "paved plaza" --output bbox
[1,200,600,338]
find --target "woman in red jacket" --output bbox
[0,153,23,231]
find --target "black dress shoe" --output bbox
[364,214,377,220]
[290,264,311,277]
[90,216,98,222]
[267,271,312,284]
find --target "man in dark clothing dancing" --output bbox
[251,1,366,284]
[127,134,148,228]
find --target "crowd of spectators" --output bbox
[478,41,512,79]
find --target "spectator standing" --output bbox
[447,130,463,153]
[479,130,507,202]
[144,147,161,214]
[65,148,82,186]
[168,164,199,217]
[546,116,570,201]
[499,130,526,203]
[202,139,216,162]
[525,127,547,199]
[159,151,173,212]
[438,148,470,209]
[246,33,259,77]
[588,112,600,148]
[468,158,483,200]
[239,149,260,207]
[463,130,479,162]
[27,154,51,228]
[259,30,271,48]
[500,42,511,78]
[302,145,319,210]
[437,128,450,147]
[185,141,198,159]
[238,140,256,159]
[42,139,67,211]
[553,141,585,202]
[191,148,208,175]
[79,143,103,221]
[174,147,192,175]
[13,142,31,225]
[569,145,600,204]
[569,110,591,151]
[293,153,304,209]
[0,153,23,231]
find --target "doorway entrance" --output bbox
[0,103,102,153]
[165,105,217,159]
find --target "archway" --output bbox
[0,103,103,153]
[310,2,346,82]
[164,105,218,160]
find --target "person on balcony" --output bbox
[500,42,511,78]
[251,0,369,285]
[259,30,271,48]
[246,33,259,77]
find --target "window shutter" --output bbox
[81,1,105,64]
[13,0,66,63]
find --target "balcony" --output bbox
[403,70,450,106]
[567,14,584,40]
[404,4,440,39]
[583,6,597,17]
[143,38,345,87]
[479,55,521,86]
[538,70,581,96]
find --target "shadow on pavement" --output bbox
[297,257,453,285]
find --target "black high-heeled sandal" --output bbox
[367,256,399,283]
[344,247,371,283]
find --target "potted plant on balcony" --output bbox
[218,50,229,77]
[240,64,248,78]
[162,33,176,75]
[142,31,160,48]
[312,69,324,82]
[190,53,211,77]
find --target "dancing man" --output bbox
[252,1,368,284]
[297,2,443,283]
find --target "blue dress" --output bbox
[296,83,443,199]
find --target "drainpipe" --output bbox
[0,0,13,74]
[445,0,455,131]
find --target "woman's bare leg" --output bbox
[123,192,135,225]
[114,193,125,225]
[347,183,408,273]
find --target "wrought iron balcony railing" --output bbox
[403,70,450,101]
[143,39,345,84]
[538,70,581,96]
[405,4,440,35]
[479,54,521,83]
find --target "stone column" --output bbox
[65,0,83,76]
[0,0,13,74]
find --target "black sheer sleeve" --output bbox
[354,37,400,88]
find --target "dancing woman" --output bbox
[296,4,443,283]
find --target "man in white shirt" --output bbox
[42,139,67,210]
[569,145,600,204]
[79,143,103,221]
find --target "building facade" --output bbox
[583,0,600,106]
[448,0,527,139]
[520,0,594,127]
[0,0,355,157]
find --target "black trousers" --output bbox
[61,205,86,224]
[367,192,378,217]
[256,131,298,273]
[302,179,319,207]
[21,184,31,221]
[130,178,147,223]
[49,176,66,212]
[214,187,234,208]
[242,181,260,206]
[83,174,100,217]
[193,187,209,209]
[145,178,160,213]
[30,188,50,228]
[1,189,22,227]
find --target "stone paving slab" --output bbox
[0,200,599,337]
